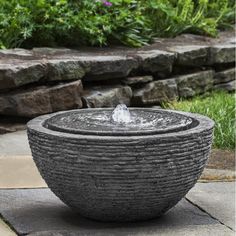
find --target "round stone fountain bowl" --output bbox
[27,108,214,222]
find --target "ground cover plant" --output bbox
[0,0,235,48]
[163,91,235,150]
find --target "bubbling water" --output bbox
[111,104,132,124]
[44,104,195,135]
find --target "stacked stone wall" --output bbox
[0,31,235,117]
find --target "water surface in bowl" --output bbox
[44,108,197,136]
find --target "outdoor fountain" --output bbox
[27,105,214,222]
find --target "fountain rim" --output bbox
[43,108,198,136]
[27,108,214,140]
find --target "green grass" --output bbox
[163,91,235,150]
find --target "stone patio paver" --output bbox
[0,130,30,156]
[25,225,234,236]
[186,182,236,230]
[0,130,46,188]
[0,155,46,189]
[0,218,17,236]
[0,188,234,236]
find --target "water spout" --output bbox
[111,104,132,124]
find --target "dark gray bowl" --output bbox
[27,108,214,222]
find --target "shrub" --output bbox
[0,0,235,49]
[142,0,235,37]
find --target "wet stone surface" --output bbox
[44,108,195,136]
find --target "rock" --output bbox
[82,86,132,108]
[47,59,86,81]
[0,48,33,58]
[132,79,178,106]
[167,45,209,66]
[32,50,140,81]
[122,76,153,86]
[209,44,235,64]
[214,80,235,92]
[49,81,83,111]
[214,68,235,84]
[32,47,72,56]
[226,37,236,45]
[84,55,139,80]
[0,80,83,117]
[176,70,214,98]
[137,50,175,77]
[0,31,235,91]
[0,60,46,90]
[151,105,162,109]
[0,123,26,134]
[186,182,236,231]
[0,116,28,134]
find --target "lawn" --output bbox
[163,91,235,150]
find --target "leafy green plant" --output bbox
[163,91,235,150]
[0,0,235,49]
[142,0,235,37]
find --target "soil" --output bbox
[206,149,235,171]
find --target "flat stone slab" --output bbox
[214,68,235,84]
[167,45,209,66]
[0,188,234,236]
[0,30,235,90]
[132,78,178,105]
[175,70,214,98]
[209,44,236,64]
[186,182,235,231]
[82,85,132,108]
[0,155,46,189]
[214,80,235,92]
[0,80,83,117]
[0,131,46,189]
[0,130,30,156]
[122,75,153,86]
[0,123,26,135]
[0,218,16,236]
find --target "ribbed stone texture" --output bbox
[27,108,214,222]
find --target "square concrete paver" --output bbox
[0,188,234,236]
[0,218,17,236]
[0,155,47,189]
[186,182,236,231]
[0,131,47,188]
[0,130,30,156]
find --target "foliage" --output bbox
[163,91,235,150]
[142,0,235,37]
[0,0,235,48]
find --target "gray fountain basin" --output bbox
[27,108,214,222]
